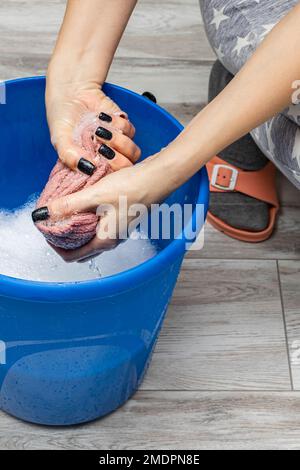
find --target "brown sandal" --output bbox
[206,156,280,243]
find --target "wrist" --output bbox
[134,154,178,206]
[139,136,206,204]
[46,55,105,98]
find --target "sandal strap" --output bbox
[207,156,279,208]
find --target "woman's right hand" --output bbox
[43,152,171,262]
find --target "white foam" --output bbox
[0,198,157,283]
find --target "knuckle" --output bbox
[59,148,78,169]
[126,141,141,161]
[134,146,142,160]
[61,197,71,215]
[126,141,136,157]
[53,196,71,218]
[131,124,136,137]
[58,149,68,166]
[112,157,132,170]
[124,158,133,168]
[115,120,127,134]
[119,121,132,137]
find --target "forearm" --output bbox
[148,2,300,201]
[47,0,137,90]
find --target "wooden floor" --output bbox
[0,0,299,450]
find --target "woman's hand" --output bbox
[46,82,141,173]
[45,0,139,173]
[46,155,169,262]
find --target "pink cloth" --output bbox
[36,113,113,250]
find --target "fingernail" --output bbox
[32,207,49,223]
[95,127,113,141]
[98,144,115,160]
[78,158,96,176]
[99,112,112,123]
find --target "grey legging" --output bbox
[200,0,300,190]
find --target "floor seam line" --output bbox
[186,257,300,261]
[276,259,294,391]
[139,389,296,393]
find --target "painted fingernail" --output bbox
[95,126,113,141]
[98,144,115,160]
[78,158,96,176]
[32,207,49,223]
[99,112,112,123]
[142,91,157,103]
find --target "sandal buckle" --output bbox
[211,164,238,191]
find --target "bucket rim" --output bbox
[0,76,209,301]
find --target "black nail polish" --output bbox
[32,207,49,223]
[99,112,112,123]
[142,91,157,103]
[78,158,96,176]
[95,126,113,141]
[98,144,115,160]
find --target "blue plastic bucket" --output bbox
[0,77,209,426]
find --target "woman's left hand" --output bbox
[46,83,141,173]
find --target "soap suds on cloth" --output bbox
[0,198,156,282]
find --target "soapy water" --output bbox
[0,197,157,282]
